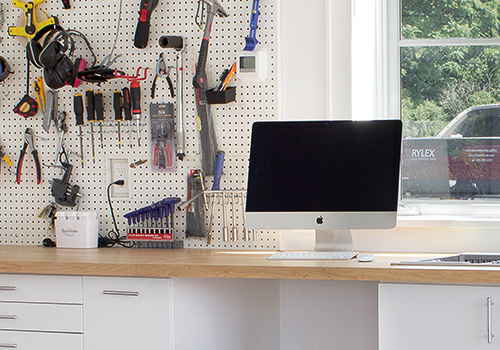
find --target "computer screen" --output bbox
[245,120,402,252]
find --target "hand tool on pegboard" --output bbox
[16,128,41,185]
[192,0,228,175]
[207,150,224,244]
[85,89,96,164]
[33,76,45,118]
[94,91,105,148]
[151,53,174,100]
[243,0,261,51]
[185,170,207,238]
[42,89,57,132]
[115,68,149,146]
[73,93,85,167]
[8,0,58,42]
[159,35,186,161]
[0,143,12,176]
[14,61,38,118]
[122,87,133,148]
[113,90,123,149]
[133,0,159,49]
[50,162,80,207]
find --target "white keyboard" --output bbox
[267,251,358,261]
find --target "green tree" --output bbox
[401,0,500,137]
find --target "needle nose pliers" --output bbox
[151,53,175,99]
[16,128,41,185]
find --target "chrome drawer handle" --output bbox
[0,343,17,348]
[0,287,16,291]
[0,315,17,320]
[103,290,139,297]
[488,297,494,343]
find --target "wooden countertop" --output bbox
[1,245,500,284]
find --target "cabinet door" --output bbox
[379,283,500,350]
[83,276,171,350]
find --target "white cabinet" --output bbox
[379,283,500,350]
[83,276,171,350]
[0,275,83,350]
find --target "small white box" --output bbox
[55,211,99,249]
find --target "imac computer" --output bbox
[245,120,402,259]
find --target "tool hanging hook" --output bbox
[114,67,149,82]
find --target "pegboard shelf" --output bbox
[0,0,278,250]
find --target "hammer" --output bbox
[193,0,229,90]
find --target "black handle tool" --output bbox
[134,0,159,49]
[73,94,85,166]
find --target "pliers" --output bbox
[16,128,41,185]
[151,53,175,99]
[154,141,172,169]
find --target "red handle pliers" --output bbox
[16,128,41,185]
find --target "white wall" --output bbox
[279,0,352,121]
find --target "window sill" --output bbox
[397,215,500,228]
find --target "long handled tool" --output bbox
[192,0,228,175]
[159,35,186,161]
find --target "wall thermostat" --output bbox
[236,49,268,82]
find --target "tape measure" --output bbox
[14,94,38,118]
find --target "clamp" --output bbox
[16,128,41,184]
[151,53,175,99]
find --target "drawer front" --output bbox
[0,275,82,303]
[0,302,82,333]
[0,330,82,350]
[83,276,171,350]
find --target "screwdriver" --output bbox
[94,91,105,148]
[85,90,96,164]
[122,87,133,148]
[130,81,142,146]
[113,91,123,149]
[73,94,85,167]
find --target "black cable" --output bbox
[99,180,134,248]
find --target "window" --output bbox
[393,0,500,200]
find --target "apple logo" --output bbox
[316,216,324,225]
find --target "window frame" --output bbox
[386,0,500,217]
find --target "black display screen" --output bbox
[246,120,402,212]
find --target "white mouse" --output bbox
[357,254,374,262]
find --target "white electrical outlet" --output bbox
[109,158,130,199]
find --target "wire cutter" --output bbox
[151,53,175,99]
[16,128,41,185]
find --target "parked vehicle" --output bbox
[402,104,500,199]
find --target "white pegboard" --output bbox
[0,0,278,249]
